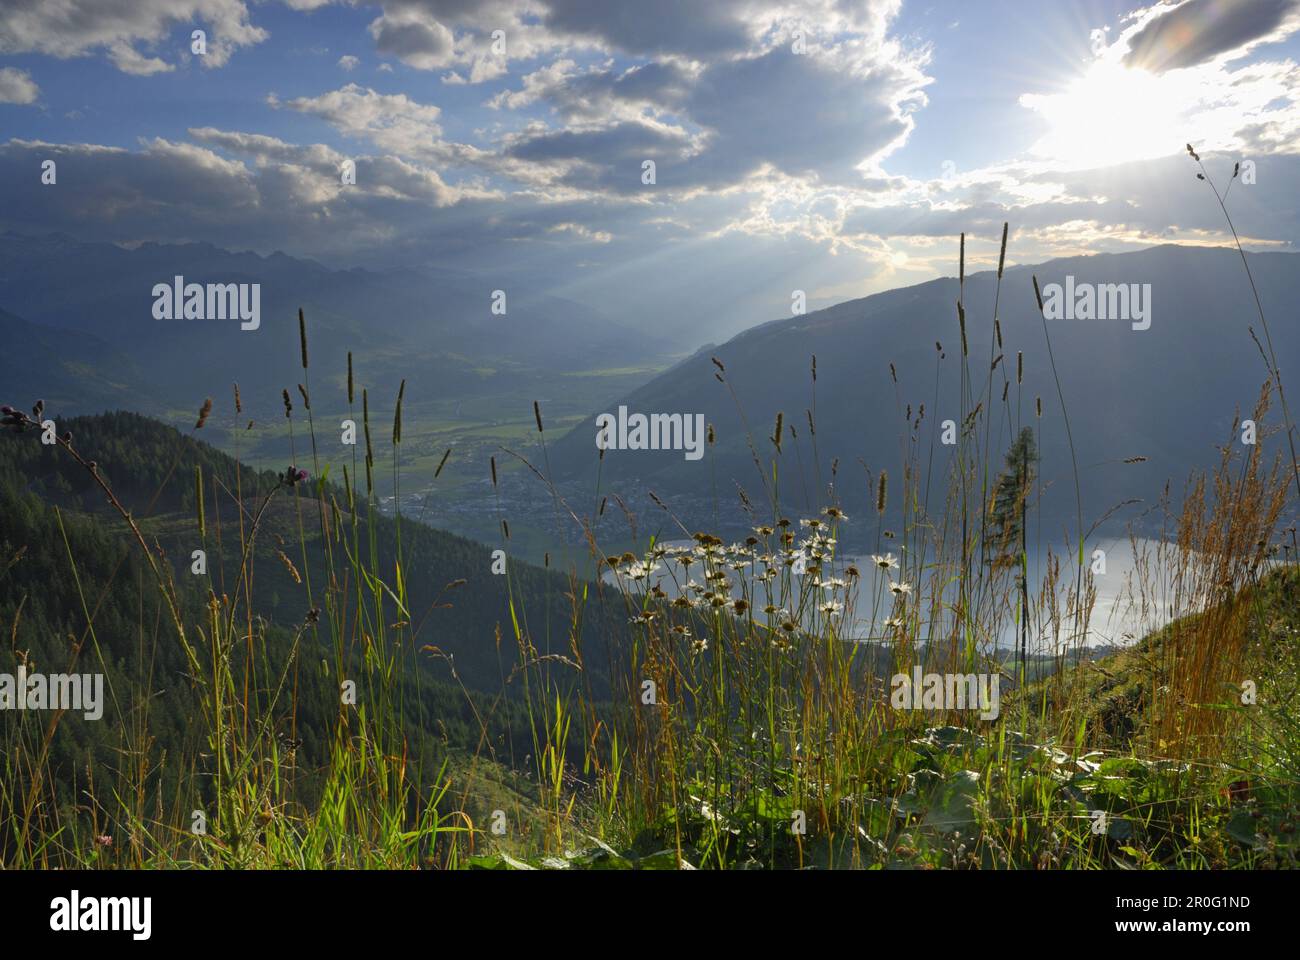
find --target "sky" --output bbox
[1,0,1299,343]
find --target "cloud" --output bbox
[368,6,457,70]
[480,42,927,195]
[536,0,761,57]
[685,44,925,186]
[272,83,445,155]
[0,67,40,104]
[361,0,573,74]
[188,125,473,205]
[487,59,697,122]
[2,129,1297,348]
[354,0,905,81]
[246,3,926,202]
[108,41,174,76]
[538,0,903,58]
[338,54,360,71]
[0,134,501,265]
[546,221,612,242]
[188,127,348,177]
[1021,19,1300,171]
[0,0,268,71]
[1123,0,1300,72]
[3,0,1298,350]
[271,82,558,187]
[0,138,257,233]
[503,119,699,193]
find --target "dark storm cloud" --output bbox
[1123,0,1300,72]
[368,11,456,69]
[686,47,913,185]
[496,47,921,194]
[538,0,759,57]
[0,136,671,271]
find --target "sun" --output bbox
[1020,60,1195,170]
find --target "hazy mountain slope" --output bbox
[0,232,668,414]
[0,306,150,411]
[549,245,1300,540]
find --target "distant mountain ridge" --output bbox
[0,231,669,418]
[549,244,1300,541]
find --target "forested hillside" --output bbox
[0,410,625,855]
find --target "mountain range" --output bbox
[548,244,1300,543]
[4,233,1296,550]
[0,230,670,423]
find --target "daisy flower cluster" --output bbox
[605,507,883,651]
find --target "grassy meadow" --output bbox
[2,213,1298,872]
